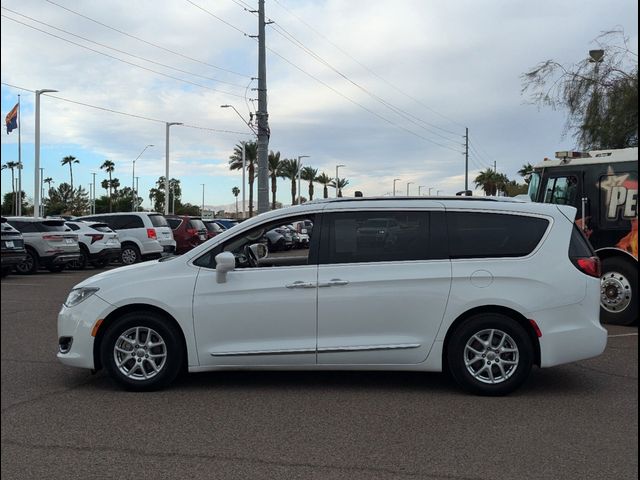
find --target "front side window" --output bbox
[194,215,317,269]
[447,211,549,258]
[543,176,579,205]
[320,211,447,265]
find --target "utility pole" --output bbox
[135,177,139,211]
[17,94,22,216]
[464,127,469,192]
[92,172,97,214]
[256,0,270,214]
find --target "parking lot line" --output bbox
[608,333,638,337]
[1,283,42,287]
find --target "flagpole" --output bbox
[17,95,22,216]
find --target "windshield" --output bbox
[528,172,541,202]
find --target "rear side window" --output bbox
[111,215,144,230]
[9,221,37,233]
[569,224,595,257]
[148,214,169,227]
[89,223,113,233]
[39,221,67,232]
[320,211,447,264]
[447,212,549,258]
[188,219,206,230]
[166,218,182,229]
[66,223,80,231]
[204,222,223,234]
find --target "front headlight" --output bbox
[64,287,99,308]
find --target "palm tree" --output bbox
[3,161,18,214]
[232,186,240,218]
[229,141,257,217]
[100,160,115,211]
[43,177,54,198]
[268,150,282,209]
[61,155,79,190]
[330,177,349,197]
[278,158,301,205]
[475,169,509,196]
[517,163,534,184]
[301,166,318,201]
[316,172,333,199]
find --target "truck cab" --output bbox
[528,147,638,325]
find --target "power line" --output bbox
[0,82,248,135]
[184,0,251,37]
[2,7,247,89]
[1,14,246,99]
[267,20,464,146]
[44,0,251,78]
[271,0,465,132]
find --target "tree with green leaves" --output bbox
[522,29,638,149]
[45,182,90,216]
[2,161,18,214]
[232,186,240,218]
[316,172,333,199]
[517,163,534,184]
[100,159,116,212]
[330,178,349,197]
[1,190,28,216]
[268,150,282,209]
[149,176,181,213]
[278,158,301,205]
[301,166,318,201]
[61,156,79,190]
[474,169,509,196]
[43,177,54,196]
[229,141,257,217]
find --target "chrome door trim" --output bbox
[211,343,421,356]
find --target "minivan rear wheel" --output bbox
[447,313,533,396]
[120,244,141,265]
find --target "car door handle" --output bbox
[285,281,316,289]
[318,279,350,287]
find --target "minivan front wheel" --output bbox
[101,311,184,391]
[447,313,533,396]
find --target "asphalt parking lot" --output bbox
[1,269,637,480]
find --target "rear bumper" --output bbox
[88,248,121,262]
[1,250,27,267]
[42,252,82,266]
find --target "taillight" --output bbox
[147,228,157,239]
[186,228,198,236]
[572,256,601,278]
[85,234,104,244]
[43,235,63,242]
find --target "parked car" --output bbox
[202,219,225,240]
[265,225,293,251]
[7,217,81,274]
[285,224,309,248]
[291,219,314,238]
[77,212,176,265]
[65,221,121,269]
[1,217,27,277]
[166,216,208,254]
[58,198,606,395]
[214,219,239,230]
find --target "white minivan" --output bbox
[58,198,607,395]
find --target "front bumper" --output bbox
[57,293,113,370]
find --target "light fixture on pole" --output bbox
[335,164,345,198]
[132,144,153,212]
[220,104,257,134]
[164,122,182,215]
[34,88,58,218]
[418,185,426,196]
[297,155,309,205]
[393,178,401,196]
[406,181,414,196]
[436,190,443,196]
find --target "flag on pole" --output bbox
[5,103,18,134]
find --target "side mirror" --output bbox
[248,243,268,260]
[215,251,236,283]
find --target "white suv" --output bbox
[65,221,121,269]
[77,212,175,265]
[58,198,606,395]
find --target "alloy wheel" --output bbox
[463,329,520,384]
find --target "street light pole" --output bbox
[297,155,309,205]
[135,177,140,211]
[428,187,433,196]
[418,185,426,196]
[335,164,345,198]
[39,167,44,217]
[34,88,57,218]
[393,178,401,196]
[165,122,182,215]
[92,172,96,214]
[201,183,205,215]
[437,190,443,196]
[132,144,153,212]
[406,181,414,196]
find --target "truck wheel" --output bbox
[600,257,638,326]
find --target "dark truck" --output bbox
[528,147,637,325]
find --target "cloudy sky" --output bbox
[1,0,638,210]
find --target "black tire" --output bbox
[68,246,88,270]
[15,248,39,275]
[447,313,533,396]
[120,244,141,265]
[600,257,638,326]
[47,265,65,273]
[101,311,184,391]
[91,258,110,269]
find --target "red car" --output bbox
[165,216,208,254]
[202,219,225,240]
